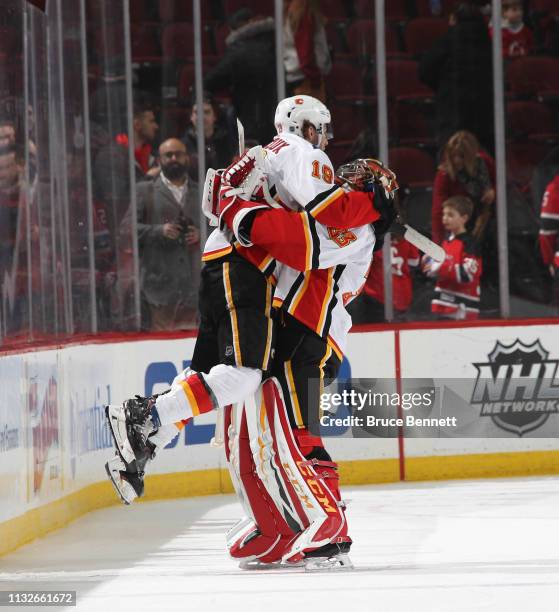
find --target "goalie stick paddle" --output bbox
[237,118,245,157]
[392,221,445,262]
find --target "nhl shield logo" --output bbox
[471,339,559,436]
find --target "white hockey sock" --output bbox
[155,364,262,425]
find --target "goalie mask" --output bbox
[274,95,333,140]
[336,158,399,195]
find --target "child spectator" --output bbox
[423,196,482,320]
[539,171,559,277]
[347,236,420,324]
[489,0,533,58]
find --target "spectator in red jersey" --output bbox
[347,236,420,324]
[432,130,495,246]
[423,196,482,320]
[284,0,331,102]
[489,0,533,58]
[539,171,559,280]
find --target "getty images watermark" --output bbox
[318,387,455,429]
[307,377,559,438]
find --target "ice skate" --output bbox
[105,453,146,505]
[106,395,160,465]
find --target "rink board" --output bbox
[1,322,559,555]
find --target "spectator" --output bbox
[284,0,331,102]
[432,130,495,246]
[419,1,494,151]
[122,138,200,331]
[489,0,533,58]
[539,171,559,279]
[182,95,235,177]
[0,145,26,334]
[347,235,420,323]
[422,195,482,320]
[93,95,159,230]
[204,8,277,144]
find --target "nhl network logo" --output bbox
[471,339,559,436]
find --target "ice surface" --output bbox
[1,477,559,612]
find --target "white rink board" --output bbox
[399,325,559,457]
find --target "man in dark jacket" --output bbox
[419,2,494,152]
[204,9,277,144]
[122,138,200,330]
[182,95,235,180]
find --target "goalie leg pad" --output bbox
[225,402,297,563]
[259,379,347,564]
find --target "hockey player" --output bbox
[106,96,396,566]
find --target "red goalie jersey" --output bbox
[430,232,482,320]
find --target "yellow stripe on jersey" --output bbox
[258,253,274,273]
[285,360,305,428]
[272,296,283,309]
[300,213,313,271]
[308,187,345,218]
[316,268,335,336]
[179,380,200,417]
[327,335,343,361]
[288,271,311,316]
[262,280,273,370]
[202,245,233,261]
[223,262,243,366]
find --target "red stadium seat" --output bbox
[328,140,354,168]
[507,142,551,190]
[327,61,369,98]
[352,0,410,21]
[178,63,195,99]
[130,0,149,22]
[0,26,19,60]
[162,23,215,61]
[404,18,448,56]
[389,147,436,189]
[160,105,191,139]
[415,0,456,17]
[507,101,559,143]
[222,0,274,17]
[390,104,436,147]
[345,20,404,60]
[158,0,193,22]
[318,0,349,20]
[325,20,349,56]
[507,56,559,98]
[130,24,161,63]
[386,59,434,102]
[330,102,372,141]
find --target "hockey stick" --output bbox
[392,220,445,262]
[237,118,245,156]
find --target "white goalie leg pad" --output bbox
[244,389,304,533]
[258,379,346,564]
[224,402,259,553]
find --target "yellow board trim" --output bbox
[2,450,559,558]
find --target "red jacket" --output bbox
[363,238,420,312]
[489,23,534,58]
[431,232,482,320]
[539,174,559,268]
[432,151,496,245]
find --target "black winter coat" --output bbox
[419,20,494,151]
[204,18,277,145]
